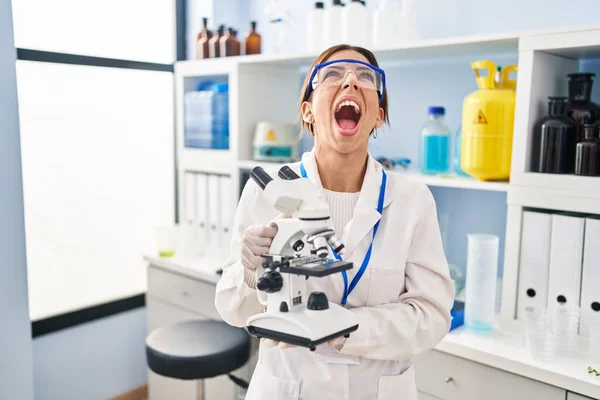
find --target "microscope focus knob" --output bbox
[257,270,283,293]
[307,292,329,311]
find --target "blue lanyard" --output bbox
[299,162,387,305]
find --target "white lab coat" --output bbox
[215,150,454,400]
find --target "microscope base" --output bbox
[246,303,359,351]
[247,324,358,351]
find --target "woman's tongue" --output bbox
[335,106,359,130]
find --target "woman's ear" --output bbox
[375,107,385,129]
[301,101,314,124]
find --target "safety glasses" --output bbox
[304,59,386,103]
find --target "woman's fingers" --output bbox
[262,339,297,349]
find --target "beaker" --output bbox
[464,234,499,332]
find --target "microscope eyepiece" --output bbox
[278,166,301,180]
[250,167,273,190]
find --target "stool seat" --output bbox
[146,319,250,381]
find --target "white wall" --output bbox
[0,0,35,398]
[33,308,148,400]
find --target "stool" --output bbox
[146,319,251,399]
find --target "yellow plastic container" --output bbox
[461,61,517,181]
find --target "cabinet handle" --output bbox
[445,377,453,383]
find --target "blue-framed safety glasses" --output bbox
[304,58,386,103]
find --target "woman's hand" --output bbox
[241,224,278,273]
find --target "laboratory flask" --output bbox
[464,234,499,332]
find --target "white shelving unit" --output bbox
[173,23,600,322]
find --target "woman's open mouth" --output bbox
[334,97,362,136]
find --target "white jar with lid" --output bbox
[324,0,344,48]
[307,1,325,52]
[341,0,370,48]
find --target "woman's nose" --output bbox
[342,72,359,91]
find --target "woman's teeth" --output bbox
[336,100,360,115]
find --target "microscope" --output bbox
[245,166,359,351]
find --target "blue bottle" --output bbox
[184,82,229,150]
[420,106,451,174]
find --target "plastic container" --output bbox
[307,2,325,52]
[184,83,229,150]
[464,234,499,332]
[532,96,576,174]
[372,0,402,48]
[341,0,370,48]
[420,106,452,174]
[461,61,517,181]
[566,73,600,144]
[324,0,344,48]
[155,225,179,258]
[575,124,600,176]
[553,304,580,358]
[590,325,600,363]
[523,307,556,361]
[397,0,419,43]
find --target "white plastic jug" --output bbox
[372,0,402,48]
[307,2,325,52]
[341,0,370,48]
[324,0,344,48]
[464,234,499,332]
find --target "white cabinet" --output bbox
[146,264,253,400]
[414,349,566,400]
[567,392,598,400]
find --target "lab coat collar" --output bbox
[299,150,394,257]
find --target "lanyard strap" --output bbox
[299,162,387,305]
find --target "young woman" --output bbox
[215,44,454,400]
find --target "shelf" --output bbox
[237,160,509,192]
[179,148,236,175]
[397,171,509,192]
[511,172,600,200]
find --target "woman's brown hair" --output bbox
[298,44,390,135]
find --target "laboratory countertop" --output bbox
[143,255,600,399]
[436,326,600,398]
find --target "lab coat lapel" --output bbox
[299,151,394,257]
[343,154,394,257]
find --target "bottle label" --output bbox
[473,110,488,125]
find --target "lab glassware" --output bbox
[523,306,556,361]
[553,304,581,358]
[566,73,600,145]
[155,225,179,258]
[464,234,499,332]
[575,124,600,176]
[420,106,452,175]
[590,325,600,363]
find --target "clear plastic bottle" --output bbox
[341,0,370,48]
[307,2,325,52]
[420,106,451,174]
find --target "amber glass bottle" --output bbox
[209,25,224,58]
[245,21,261,55]
[195,17,212,59]
[232,29,241,56]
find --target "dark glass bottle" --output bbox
[575,124,600,176]
[566,73,600,144]
[232,29,241,56]
[532,96,576,174]
[245,21,261,55]
[195,17,213,59]
[209,25,225,58]
[220,28,237,57]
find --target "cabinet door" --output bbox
[146,297,238,400]
[419,392,443,400]
[414,350,565,400]
[567,392,598,400]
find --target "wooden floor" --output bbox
[108,385,147,400]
